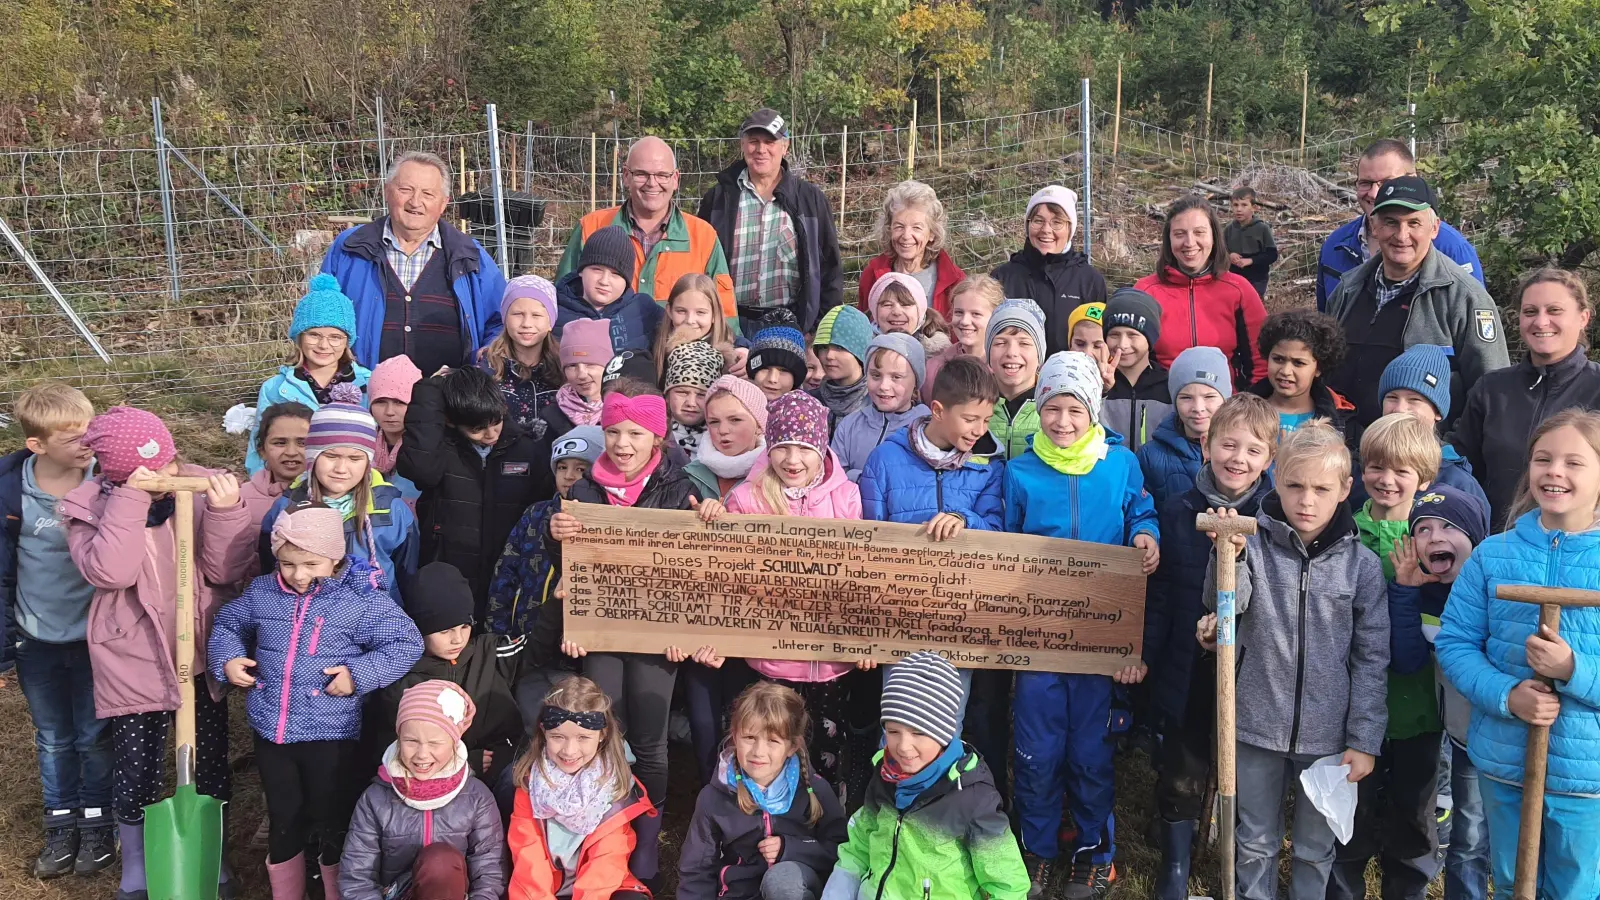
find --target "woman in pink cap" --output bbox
[547,380,699,884]
[480,275,564,437]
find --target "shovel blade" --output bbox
[143,785,225,900]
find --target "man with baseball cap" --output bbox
[1325,174,1508,431]
[698,107,843,337]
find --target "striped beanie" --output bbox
[305,382,379,462]
[813,305,873,366]
[397,680,477,745]
[747,326,808,388]
[881,651,964,747]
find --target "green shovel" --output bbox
[133,477,226,900]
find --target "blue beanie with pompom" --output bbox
[290,273,358,342]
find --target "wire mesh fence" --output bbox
[0,97,1382,408]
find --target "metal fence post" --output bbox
[486,103,510,279]
[151,97,182,306]
[524,121,534,194]
[1081,78,1093,262]
[0,216,112,363]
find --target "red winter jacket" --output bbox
[1136,267,1269,392]
[856,250,966,319]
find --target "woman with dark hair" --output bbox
[991,185,1108,357]
[1135,195,1269,391]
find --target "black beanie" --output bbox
[404,562,475,635]
[577,226,636,289]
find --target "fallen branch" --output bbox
[1192,181,1289,211]
[1308,171,1357,200]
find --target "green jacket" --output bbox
[1354,502,1442,739]
[988,396,1039,462]
[822,749,1027,900]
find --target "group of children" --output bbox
[5,221,1598,900]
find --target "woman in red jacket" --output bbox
[1136,195,1269,392]
[857,180,966,319]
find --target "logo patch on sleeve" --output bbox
[1474,309,1497,343]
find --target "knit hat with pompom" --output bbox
[290,273,358,342]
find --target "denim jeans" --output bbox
[1444,740,1489,900]
[16,637,113,822]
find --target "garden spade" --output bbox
[130,475,225,900]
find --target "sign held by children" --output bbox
[560,501,1145,674]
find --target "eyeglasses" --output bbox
[627,170,676,184]
[1355,179,1386,192]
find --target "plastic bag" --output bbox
[1299,754,1356,845]
[223,404,257,435]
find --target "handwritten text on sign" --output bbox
[560,502,1144,674]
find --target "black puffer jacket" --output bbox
[678,766,847,900]
[396,376,553,608]
[991,244,1108,357]
[1451,347,1600,532]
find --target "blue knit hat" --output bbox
[290,273,358,342]
[813,305,873,366]
[1379,344,1452,419]
[1411,484,1489,548]
[748,326,808,388]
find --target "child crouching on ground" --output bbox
[679,681,848,900]
[341,681,507,900]
[1437,409,1600,898]
[508,676,654,900]
[1197,420,1389,900]
[820,652,1027,900]
[1007,351,1159,900]
[210,502,423,899]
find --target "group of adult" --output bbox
[317,111,1597,535]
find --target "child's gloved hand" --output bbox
[322,665,355,697]
[1341,748,1375,783]
[690,496,725,523]
[549,512,584,542]
[1196,613,1218,652]
[1134,533,1159,574]
[757,835,782,865]
[1510,678,1561,726]
[1389,538,1440,588]
[205,472,241,509]
[1526,625,1576,682]
[223,657,257,688]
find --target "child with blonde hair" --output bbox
[652,273,743,378]
[924,274,1004,402]
[481,275,564,434]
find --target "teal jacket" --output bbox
[246,364,372,475]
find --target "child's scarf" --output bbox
[526,755,615,838]
[670,421,706,457]
[378,741,470,811]
[693,437,765,480]
[720,751,801,816]
[374,435,401,475]
[879,740,965,810]
[1031,423,1107,476]
[908,418,969,471]
[590,450,663,507]
[556,384,603,426]
[781,459,828,501]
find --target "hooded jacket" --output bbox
[61,466,259,717]
[679,765,848,900]
[1136,267,1269,392]
[246,365,373,475]
[340,771,506,900]
[820,748,1027,900]
[1002,430,1159,548]
[991,245,1108,358]
[859,428,1005,532]
[319,217,506,370]
[209,560,423,744]
[507,776,655,900]
[396,376,553,606]
[1102,363,1172,454]
[1136,411,1205,511]
[1203,495,1391,757]
[1450,346,1600,532]
[858,250,967,319]
[830,404,931,482]
[1437,510,1600,795]
[698,159,845,333]
[264,472,419,606]
[552,269,664,355]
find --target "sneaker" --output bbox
[1061,852,1115,900]
[1023,851,1057,900]
[34,823,78,879]
[1436,806,1454,850]
[74,823,116,876]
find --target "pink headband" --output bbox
[867,272,928,330]
[601,392,668,439]
[270,506,347,561]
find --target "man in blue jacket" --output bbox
[319,150,506,375]
[1316,139,1483,312]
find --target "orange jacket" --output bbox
[508,777,656,900]
[557,204,739,330]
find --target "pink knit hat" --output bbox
[560,319,615,369]
[83,406,177,483]
[764,391,830,452]
[368,355,423,405]
[396,680,477,745]
[270,503,347,561]
[601,392,668,439]
[867,272,929,331]
[705,375,769,431]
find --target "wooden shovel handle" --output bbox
[1514,603,1561,900]
[1497,584,1600,608]
[127,475,213,493]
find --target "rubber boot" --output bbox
[1154,818,1195,900]
[116,822,148,900]
[267,852,308,900]
[319,863,341,900]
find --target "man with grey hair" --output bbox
[1324,175,1507,431]
[319,149,506,373]
[556,136,740,335]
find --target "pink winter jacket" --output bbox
[60,464,258,718]
[232,468,289,587]
[726,449,861,682]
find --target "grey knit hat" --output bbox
[881,651,964,747]
[1167,345,1233,400]
[986,298,1047,353]
[549,425,605,473]
[1036,351,1104,424]
[866,332,927,388]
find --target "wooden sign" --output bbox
[560,502,1145,675]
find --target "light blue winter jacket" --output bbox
[1437,510,1600,796]
[245,365,372,474]
[829,404,930,482]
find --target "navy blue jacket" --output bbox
[552,270,663,354]
[859,429,1005,530]
[0,450,26,672]
[1136,412,1204,511]
[1315,216,1483,312]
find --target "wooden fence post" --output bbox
[936,70,943,169]
[839,126,847,231]
[1299,69,1309,160]
[1112,59,1123,157]
[907,99,918,177]
[589,133,598,212]
[1204,63,1214,140]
